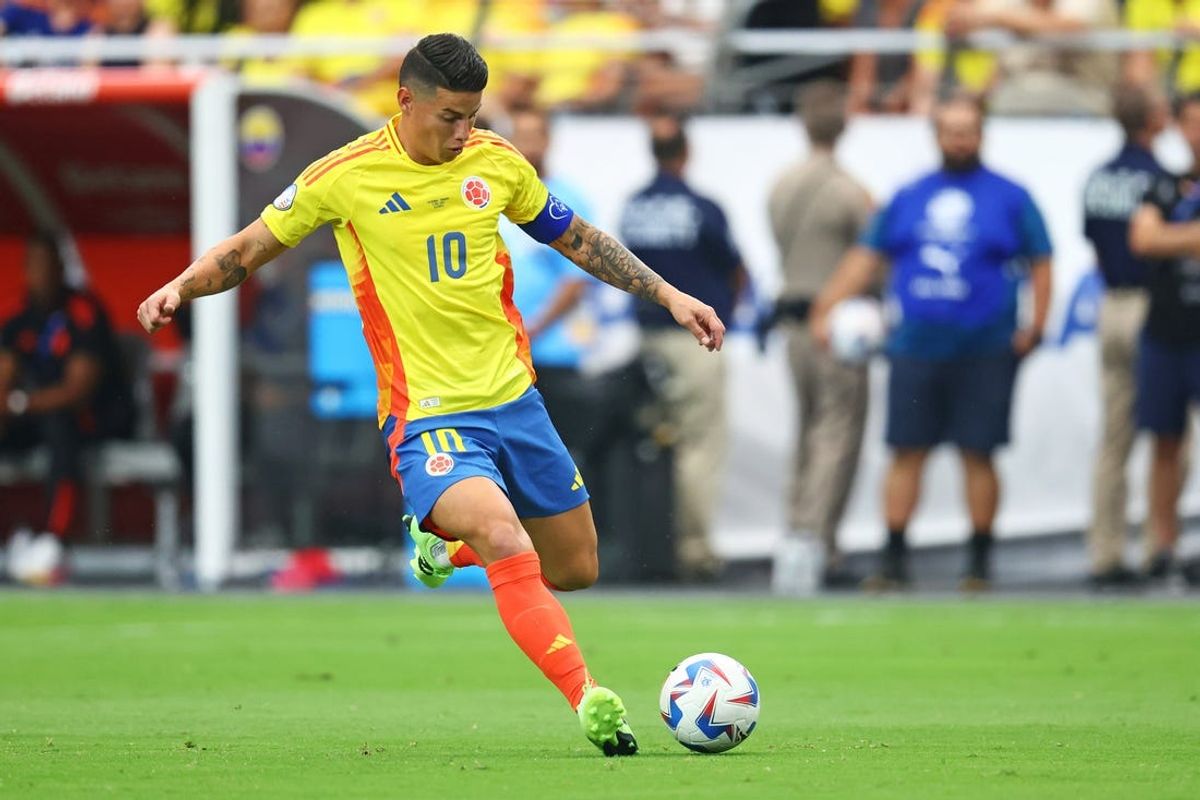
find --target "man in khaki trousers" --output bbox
[1082,84,1172,587]
[620,116,747,581]
[768,82,873,590]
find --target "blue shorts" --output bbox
[1136,335,1200,436]
[886,352,1018,454]
[381,387,589,525]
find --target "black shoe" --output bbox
[959,574,991,593]
[864,545,910,591]
[961,533,992,592]
[1088,564,1143,590]
[1180,558,1200,588]
[1144,552,1174,582]
[821,564,862,591]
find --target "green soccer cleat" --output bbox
[406,514,453,589]
[577,686,638,757]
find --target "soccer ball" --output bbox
[659,652,760,753]
[828,296,886,364]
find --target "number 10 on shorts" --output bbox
[421,428,466,455]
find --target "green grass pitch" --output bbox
[0,592,1197,799]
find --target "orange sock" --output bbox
[450,542,564,591]
[447,540,484,568]
[486,551,592,709]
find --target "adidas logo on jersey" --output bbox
[378,192,411,214]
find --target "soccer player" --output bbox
[136,33,725,756]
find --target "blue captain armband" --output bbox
[519,193,575,244]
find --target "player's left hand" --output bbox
[1012,328,1043,359]
[666,289,725,352]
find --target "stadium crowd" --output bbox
[5,1,1200,118]
[4,2,1200,593]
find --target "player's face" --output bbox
[1177,102,1200,161]
[935,104,983,171]
[398,86,483,165]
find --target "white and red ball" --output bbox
[659,652,760,753]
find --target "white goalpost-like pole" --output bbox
[190,72,240,592]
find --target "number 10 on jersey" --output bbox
[427,232,467,282]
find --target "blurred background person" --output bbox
[767,81,873,593]
[502,107,645,555]
[0,0,95,38]
[144,0,238,33]
[290,0,420,117]
[620,115,747,582]
[944,0,1119,116]
[536,0,640,112]
[847,0,924,115]
[1125,0,1200,95]
[503,108,599,458]
[909,0,1000,115]
[96,0,175,67]
[1082,83,1172,589]
[812,95,1053,591]
[1,231,134,586]
[225,0,301,85]
[1128,91,1200,588]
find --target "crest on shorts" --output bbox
[461,176,491,210]
[425,452,455,476]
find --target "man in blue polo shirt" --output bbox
[1082,84,1171,589]
[621,115,747,582]
[811,94,1053,590]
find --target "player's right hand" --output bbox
[809,309,832,351]
[137,285,182,334]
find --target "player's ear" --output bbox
[397,86,413,115]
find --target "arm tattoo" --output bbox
[176,249,249,301]
[552,217,664,303]
[215,250,249,291]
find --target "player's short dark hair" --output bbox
[1174,91,1200,119]
[797,80,846,147]
[650,115,687,163]
[1113,83,1159,139]
[399,33,488,95]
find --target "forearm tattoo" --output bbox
[178,243,257,301]
[552,217,664,303]
[216,250,249,291]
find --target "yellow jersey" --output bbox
[261,118,559,430]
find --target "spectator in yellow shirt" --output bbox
[224,0,302,86]
[290,0,423,118]
[144,0,237,33]
[536,0,640,111]
[1125,0,1200,93]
